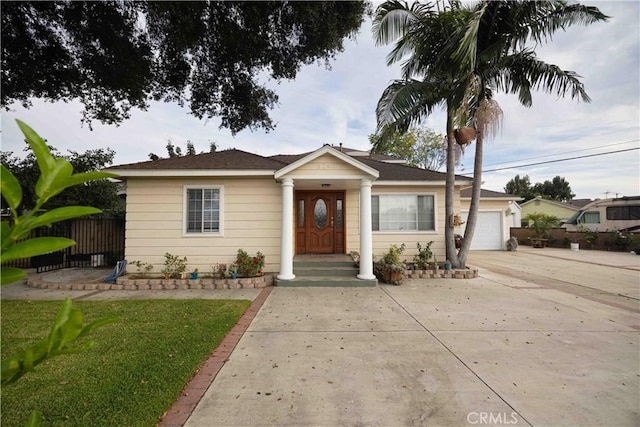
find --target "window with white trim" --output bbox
[372,195,435,231]
[185,187,222,234]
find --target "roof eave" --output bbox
[106,169,276,177]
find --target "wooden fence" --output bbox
[4,217,125,272]
[509,227,640,252]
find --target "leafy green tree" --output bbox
[1,1,367,133]
[372,0,606,268]
[505,174,575,202]
[532,176,575,202]
[369,126,447,170]
[1,147,123,214]
[505,174,535,200]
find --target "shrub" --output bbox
[210,263,227,279]
[234,249,265,278]
[607,230,639,251]
[577,225,599,248]
[161,253,188,278]
[374,244,406,285]
[130,260,153,277]
[413,241,434,269]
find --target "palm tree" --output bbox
[372,0,608,268]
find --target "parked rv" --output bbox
[563,196,640,232]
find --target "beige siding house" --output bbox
[520,196,591,224]
[109,145,472,281]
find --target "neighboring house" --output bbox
[107,145,473,280]
[460,188,522,250]
[520,196,591,225]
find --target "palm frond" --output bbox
[500,1,609,49]
[373,1,436,47]
[375,78,447,134]
[492,50,591,104]
[451,2,487,71]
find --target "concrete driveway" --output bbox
[187,248,639,426]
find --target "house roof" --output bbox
[519,196,590,211]
[108,149,286,170]
[564,198,592,208]
[106,145,472,183]
[461,188,521,200]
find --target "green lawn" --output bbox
[1,299,251,426]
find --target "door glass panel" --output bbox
[336,199,343,227]
[314,199,327,228]
[298,200,305,227]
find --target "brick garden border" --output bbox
[404,268,479,279]
[158,286,273,426]
[26,274,274,290]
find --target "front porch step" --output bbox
[293,266,358,276]
[275,276,377,287]
[276,254,377,287]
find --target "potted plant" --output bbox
[374,244,406,285]
[228,264,238,279]
[444,259,452,270]
[413,241,433,270]
[349,251,360,267]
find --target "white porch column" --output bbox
[277,178,295,280]
[357,179,376,280]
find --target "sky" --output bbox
[1,1,639,200]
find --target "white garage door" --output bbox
[461,211,503,250]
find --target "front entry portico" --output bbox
[274,146,379,281]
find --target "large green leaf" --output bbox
[16,119,55,178]
[29,206,102,229]
[0,267,27,286]
[0,164,22,211]
[1,237,75,263]
[65,171,119,187]
[36,158,74,201]
[1,221,12,252]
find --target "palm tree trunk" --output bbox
[457,129,484,268]
[445,107,460,267]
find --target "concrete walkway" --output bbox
[2,249,639,426]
